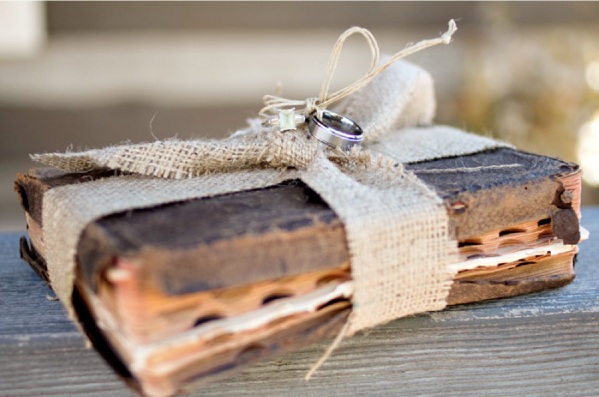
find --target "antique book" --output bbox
[15,22,586,396]
[16,144,584,397]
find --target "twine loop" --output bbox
[259,20,457,125]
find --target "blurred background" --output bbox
[1,1,599,231]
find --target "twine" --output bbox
[259,20,457,119]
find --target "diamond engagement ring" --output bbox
[266,109,306,132]
[308,110,363,151]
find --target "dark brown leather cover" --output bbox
[15,147,580,297]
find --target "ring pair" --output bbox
[269,109,363,151]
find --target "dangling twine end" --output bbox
[441,19,458,45]
[305,313,353,381]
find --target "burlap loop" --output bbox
[33,23,507,346]
[334,59,436,143]
[32,130,320,178]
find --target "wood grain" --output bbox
[1,208,597,397]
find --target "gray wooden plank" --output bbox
[0,233,132,396]
[1,208,598,397]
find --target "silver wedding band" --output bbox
[308,110,363,151]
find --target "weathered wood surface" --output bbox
[1,208,598,397]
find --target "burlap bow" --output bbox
[32,22,507,365]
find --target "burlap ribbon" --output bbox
[33,24,508,342]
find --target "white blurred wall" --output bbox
[0,1,45,59]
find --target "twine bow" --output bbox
[259,20,457,122]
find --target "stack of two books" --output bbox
[15,137,584,396]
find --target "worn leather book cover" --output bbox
[15,144,583,397]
